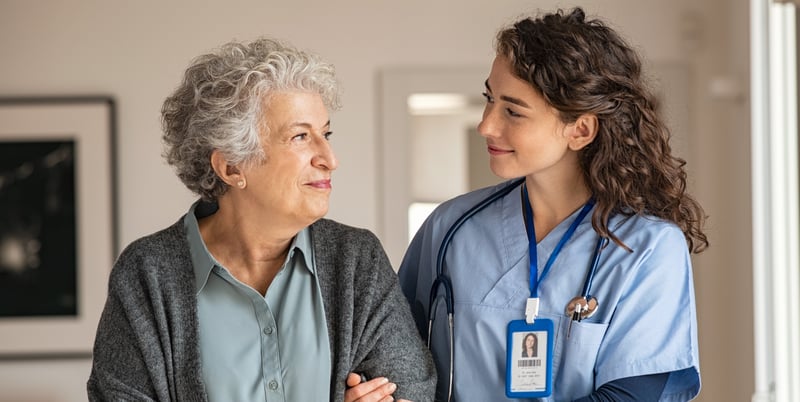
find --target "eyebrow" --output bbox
[288,120,331,130]
[485,79,531,108]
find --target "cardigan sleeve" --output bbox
[87,255,163,401]
[314,221,436,402]
[346,229,437,401]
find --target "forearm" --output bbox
[572,372,669,402]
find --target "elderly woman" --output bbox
[87,38,435,402]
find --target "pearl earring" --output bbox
[237,180,246,189]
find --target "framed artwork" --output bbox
[0,97,117,358]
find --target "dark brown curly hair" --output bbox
[496,7,708,253]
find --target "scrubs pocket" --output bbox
[553,317,608,400]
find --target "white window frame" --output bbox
[751,1,800,401]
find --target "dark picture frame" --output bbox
[0,97,117,358]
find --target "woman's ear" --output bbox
[210,150,246,189]
[566,114,598,151]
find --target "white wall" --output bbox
[0,1,752,401]
[411,113,477,202]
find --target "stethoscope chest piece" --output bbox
[565,296,598,320]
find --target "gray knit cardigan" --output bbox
[87,216,436,401]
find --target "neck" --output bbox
[198,196,302,294]
[524,174,591,242]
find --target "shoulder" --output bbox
[310,218,380,248]
[438,180,516,210]
[115,218,186,264]
[309,219,388,270]
[310,219,398,302]
[424,179,521,228]
[611,214,687,252]
[607,214,692,279]
[110,218,189,283]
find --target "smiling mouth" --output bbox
[487,145,513,155]
[308,179,332,189]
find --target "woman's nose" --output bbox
[477,107,497,138]
[313,137,338,171]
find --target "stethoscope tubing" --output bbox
[582,236,608,298]
[427,178,607,402]
[431,178,525,318]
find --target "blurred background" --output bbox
[0,0,792,400]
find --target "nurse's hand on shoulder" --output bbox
[344,372,411,402]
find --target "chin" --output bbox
[489,165,519,180]
[307,206,329,222]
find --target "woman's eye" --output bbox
[482,92,494,103]
[324,131,333,140]
[291,133,308,141]
[506,108,522,117]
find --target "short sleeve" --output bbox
[594,225,700,401]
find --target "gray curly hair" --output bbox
[161,37,342,201]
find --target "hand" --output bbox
[344,373,411,402]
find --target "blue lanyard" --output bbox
[522,183,595,298]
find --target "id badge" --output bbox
[505,318,553,398]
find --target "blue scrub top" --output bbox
[398,180,700,402]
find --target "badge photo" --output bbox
[506,318,553,398]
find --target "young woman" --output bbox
[398,7,707,402]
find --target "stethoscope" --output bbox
[426,178,608,402]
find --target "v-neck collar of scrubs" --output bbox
[499,186,595,280]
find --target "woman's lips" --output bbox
[308,179,332,189]
[487,145,513,155]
